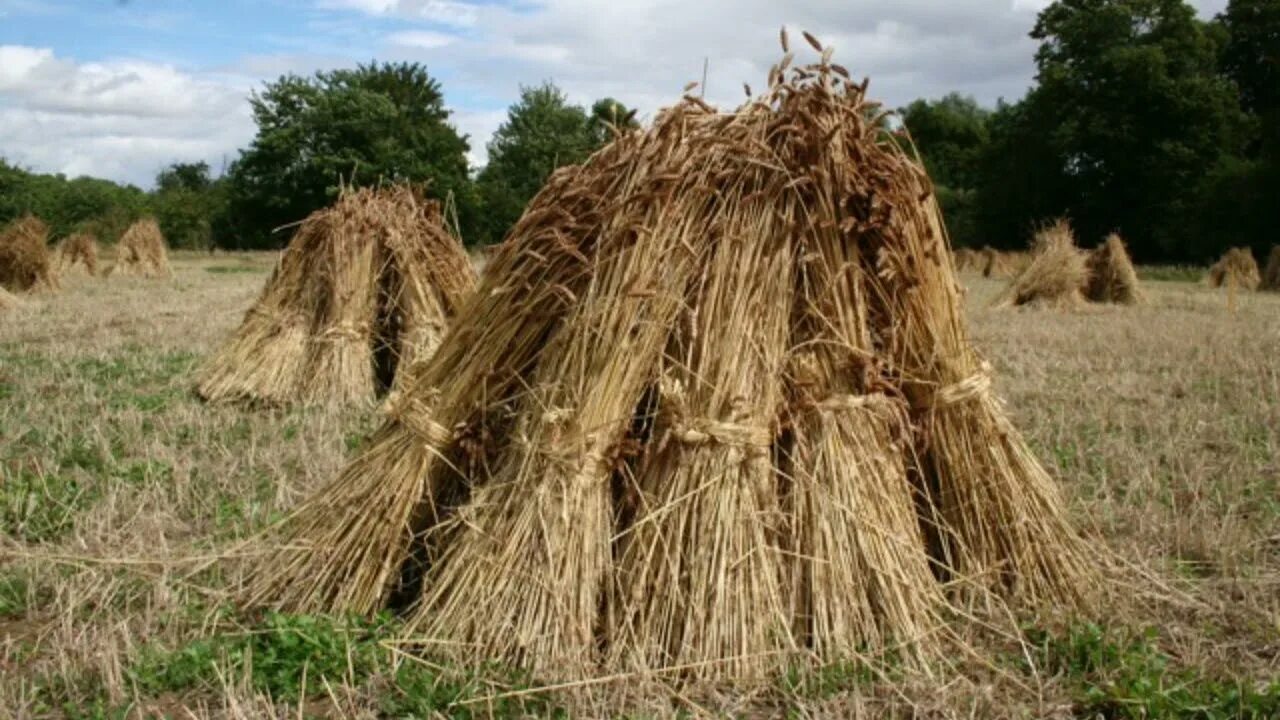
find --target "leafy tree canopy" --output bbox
[222,62,474,248]
[474,83,598,245]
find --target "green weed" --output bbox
[1024,623,1280,719]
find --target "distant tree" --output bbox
[0,158,147,241]
[1219,0,1280,118]
[156,162,212,193]
[973,0,1247,261]
[221,62,475,249]
[901,94,990,189]
[587,97,639,147]
[474,83,596,245]
[1202,0,1280,254]
[151,162,225,249]
[901,94,991,247]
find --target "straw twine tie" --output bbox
[669,417,773,458]
[388,396,453,447]
[914,362,993,410]
[318,322,371,342]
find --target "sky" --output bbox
[0,0,1229,188]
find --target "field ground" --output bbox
[1,252,1277,718]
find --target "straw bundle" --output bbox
[196,186,475,407]
[1084,233,1140,304]
[242,36,1092,682]
[108,218,170,278]
[993,220,1088,308]
[0,215,58,292]
[1258,246,1279,292]
[56,232,100,277]
[953,247,978,272]
[1208,247,1261,291]
[1003,250,1032,275]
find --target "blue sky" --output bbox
[0,0,1227,187]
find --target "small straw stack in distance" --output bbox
[1208,247,1261,291]
[109,218,171,278]
[241,35,1094,682]
[56,232,100,277]
[993,220,1088,308]
[0,215,58,293]
[196,185,476,408]
[1085,233,1140,304]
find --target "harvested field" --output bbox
[1,255,1277,717]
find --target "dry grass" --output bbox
[1085,233,1141,305]
[0,215,58,293]
[108,218,171,279]
[2,253,1277,717]
[195,185,476,408]
[979,246,1028,278]
[1208,247,1261,291]
[55,232,100,277]
[0,285,23,311]
[1261,246,1280,292]
[994,220,1088,309]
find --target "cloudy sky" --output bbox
[0,0,1228,188]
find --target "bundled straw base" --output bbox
[242,36,1095,682]
[0,216,58,293]
[56,233,100,277]
[108,218,170,278]
[196,186,476,408]
[1208,247,1261,291]
[993,220,1088,309]
[1085,233,1141,304]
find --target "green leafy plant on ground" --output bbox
[122,612,567,717]
[1024,623,1280,719]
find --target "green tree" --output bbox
[221,62,474,249]
[474,83,596,245]
[0,158,147,242]
[974,0,1247,261]
[1197,0,1280,256]
[901,94,991,247]
[156,162,213,193]
[587,97,639,147]
[150,162,226,249]
[1219,0,1280,118]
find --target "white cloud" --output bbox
[320,0,478,27]
[379,0,1228,167]
[386,30,457,49]
[1,0,1233,185]
[449,107,507,166]
[0,45,254,186]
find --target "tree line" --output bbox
[905,0,1277,263]
[2,0,1275,263]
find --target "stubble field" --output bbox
[1,252,1277,718]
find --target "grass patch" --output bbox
[130,613,397,701]
[122,612,566,717]
[1137,265,1204,283]
[204,265,264,275]
[1,467,100,542]
[1024,623,1280,719]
